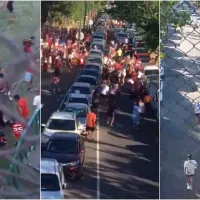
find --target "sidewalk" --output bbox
[161,21,200,198]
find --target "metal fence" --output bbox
[160,1,200,198]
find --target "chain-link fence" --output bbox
[160,1,200,199]
[0,1,40,199]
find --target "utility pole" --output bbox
[78,1,83,51]
[83,1,87,29]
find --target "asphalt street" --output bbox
[41,67,159,199]
[160,8,200,198]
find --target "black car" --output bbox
[41,132,85,181]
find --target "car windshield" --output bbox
[145,70,159,76]
[90,51,101,56]
[71,86,91,94]
[41,174,60,191]
[69,97,88,105]
[81,70,98,78]
[85,65,100,71]
[136,49,148,54]
[91,43,103,51]
[139,55,150,63]
[65,107,87,118]
[46,119,75,131]
[77,77,96,86]
[87,57,102,64]
[47,139,77,154]
[93,35,104,40]
[118,33,127,38]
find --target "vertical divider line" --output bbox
[97,108,100,199]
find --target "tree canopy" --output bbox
[108,1,159,51]
[160,1,191,58]
[41,1,106,26]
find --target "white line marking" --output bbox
[97,108,100,199]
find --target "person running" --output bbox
[52,68,61,94]
[10,119,24,146]
[184,154,198,190]
[86,109,96,140]
[24,67,34,92]
[106,101,117,127]
[13,94,29,119]
[194,101,200,124]
[6,1,14,20]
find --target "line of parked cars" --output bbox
[41,14,107,199]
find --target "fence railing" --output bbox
[6,108,40,190]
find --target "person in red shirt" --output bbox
[10,120,24,145]
[13,95,29,119]
[52,68,61,94]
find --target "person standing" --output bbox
[100,81,109,104]
[132,100,141,129]
[86,109,96,140]
[52,68,61,94]
[106,101,117,127]
[194,101,200,124]
[13,95,29,119]
[184,154,197,190]
[33,89,41,110]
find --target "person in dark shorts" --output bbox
[106,101,117,127]
[86,110,96,140]
[6,1,14,20]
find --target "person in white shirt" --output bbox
[33,90,41,110]
[194,101,200,124]
[184,154,197,190]
[100,81,109,103]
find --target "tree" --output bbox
[160,1,191,58]
[108,1,159,51]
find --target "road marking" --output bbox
[97,108,100,199]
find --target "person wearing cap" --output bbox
[184,154,197,190]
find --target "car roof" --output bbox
[51,132,79,140]
[66,103,88,109]
[78,75,97,79]
[41,159,59,174]
[85,63,101,68]
[69,93,88,98]
[72,82,91,87]
[50,111,76,120]
[91,41,104,45]
[90,49,102,53]
[82,68,99,72]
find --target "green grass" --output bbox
[0,1,40,65]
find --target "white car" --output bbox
[41,158,66,199]
[41,111,84,144]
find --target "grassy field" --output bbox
[0,1,40,65]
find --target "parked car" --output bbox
[42,133,85,180]
[69,82,92,104]
[76,75,98,91]
[116,32,129,44]
[65,103,90,135]
[87,57,103,66]
[41,158,67,199]
[84,64,102,73]
[67,93,90,107]
[80,69,101,82]
[41,111,85,144]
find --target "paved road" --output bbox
[160,7,200,198]
[0,1,40,198]
[41,67,159,199]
